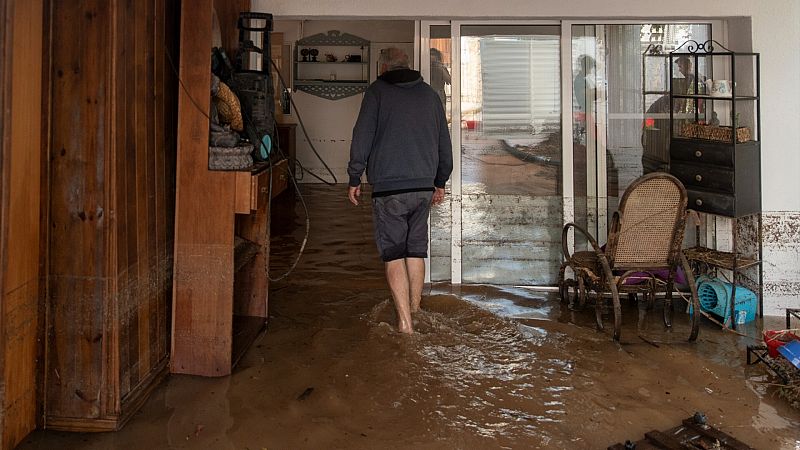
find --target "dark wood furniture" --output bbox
[37,0,183,433]
[1,1,45,445]
[670,138,760,217]
[172,0,284,377]
[668,41,762,328]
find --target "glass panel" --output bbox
[460,25,562,285]
[571,25,598,252]
[571,24,711,243]
[616,25,712,224]
[428,25,452,282]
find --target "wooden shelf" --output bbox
[297,61,369,65]
[684,246,760,271]
[672,94,758,101]
[295,80,368,86]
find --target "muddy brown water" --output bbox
[21,184,800,449]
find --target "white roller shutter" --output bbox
[480,36,560,133]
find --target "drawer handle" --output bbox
[695,150,703,158]
[695,198,703,206]
[695,174,703,182]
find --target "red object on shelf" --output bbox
[764,330,800,358]
[464,119,477,130]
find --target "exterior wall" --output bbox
[255,0,800,315]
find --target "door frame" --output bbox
[421,20,563,284]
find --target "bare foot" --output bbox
[398,320,414,334]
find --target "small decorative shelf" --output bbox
[294,30,370,100]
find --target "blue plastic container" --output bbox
[778,340,800,369]
[697,276,758,325]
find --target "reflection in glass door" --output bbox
[570,24,711,247]
[459,25,562,285]
[421,23,453,282]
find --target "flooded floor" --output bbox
[21,185,800,449]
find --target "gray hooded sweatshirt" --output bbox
[347,68,453,194]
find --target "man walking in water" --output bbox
[347,48,453,334]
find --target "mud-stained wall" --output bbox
[43,0,180,430]
[761,212,800,316]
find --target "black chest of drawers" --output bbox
[670,138,761,217]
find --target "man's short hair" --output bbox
[379,47,410,71]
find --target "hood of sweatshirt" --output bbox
[378,68,423,87]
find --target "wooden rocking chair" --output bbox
[558,172,700,342]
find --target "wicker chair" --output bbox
[557,172,700,342]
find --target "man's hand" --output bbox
[431,187,446,205]
[348,185,362,206]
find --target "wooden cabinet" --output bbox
[172,0,273,377]
[234,159,289,214]
[39,0,183,433]
[671,138,760,217]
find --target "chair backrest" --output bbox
[606,172,687,270]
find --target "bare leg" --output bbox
[406,258,425,313]
[385,259,413,334]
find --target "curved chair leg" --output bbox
[682,254,700,342]
[663,278,674,328]
[637,290,648,332]
[611,286,622,341]
[558,262,569,304]
[596,256,622,341]
[595,290,604,331]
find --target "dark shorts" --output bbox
[372,191,433,262]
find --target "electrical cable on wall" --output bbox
[269,58,337,185]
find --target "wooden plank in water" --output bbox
[680,419,755,450]
[644,430,695,449]
[609,415,756,450]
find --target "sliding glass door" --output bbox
[421,21,711,285]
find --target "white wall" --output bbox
[259,0,800,211]
[273,20,414,183]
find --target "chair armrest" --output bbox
[562,222,604,260]
[605,211,621,258]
